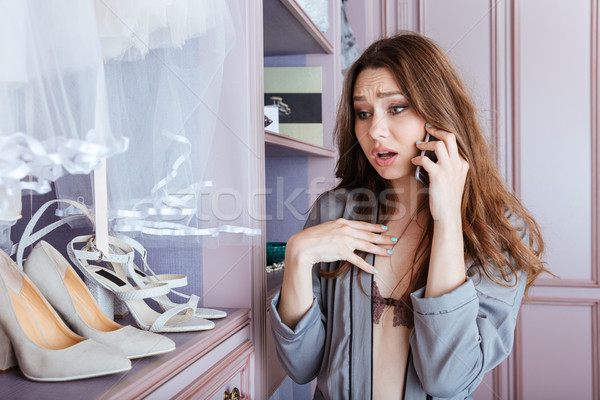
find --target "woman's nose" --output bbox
[369,114,390,140]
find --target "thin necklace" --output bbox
[377,206,421,291]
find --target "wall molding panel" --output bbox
[510,0,521,199]
[529,0,600,289]
[418,0,425,34]
[514,298,600,400]
[509,0,600,288]
[586,0,597,282]
[381,0,413,36]
[490,0,500,169]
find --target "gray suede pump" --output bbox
[24,240,176,359]
[0,250,131,381]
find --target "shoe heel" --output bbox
[0,324,16,373]
[114,299,129,319]
[84,276,115,320]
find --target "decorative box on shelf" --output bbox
[264,105,279,133]
[264,66,323,147]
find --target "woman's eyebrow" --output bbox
[378,91,404,98]
[353,91,404,102]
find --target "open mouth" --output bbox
[373,150,398,167]
[377,151,397,160]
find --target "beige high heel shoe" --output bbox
[0,324,16,372]
[24,241,176,358]
[0,250,131,381]
[15,198,177,356]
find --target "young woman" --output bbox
[269,33,546,400]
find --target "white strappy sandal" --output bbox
[68,234,215,333]
[106,233,227,320]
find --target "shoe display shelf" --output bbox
[0,308,251,399]
[1,0,264,398]
[0,0,344,398]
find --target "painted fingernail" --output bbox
[426,123,432,127]
[381,225,388,230]
[391,236,398,242]
[373,269,379,274]
[387,249,393,255]
[411,157,416,162]
[416,141,422,145]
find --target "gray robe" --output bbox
[270,190,527,399]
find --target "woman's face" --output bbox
[353,67,427,187]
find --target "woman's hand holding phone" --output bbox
[411,124,469,222]
[415,132,439,187]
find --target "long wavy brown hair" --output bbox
[320,32,546,304]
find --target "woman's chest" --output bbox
[372,310,412,399]
[373,229,419,299]
[371,211,423,296]
[370,220,421,399]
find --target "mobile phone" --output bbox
[415,133,439,187]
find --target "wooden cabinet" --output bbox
[176,340,253,400]
[261,0,341,397]
[262,0,339,243]
[106,310,253,400]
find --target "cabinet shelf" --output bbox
[265,130,335,157]
[0,308,249,399]
[263,0,333,56]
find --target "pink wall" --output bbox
[381,0,600,398]
[419,0,493,140]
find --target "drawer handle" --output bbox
[223,387,240,400]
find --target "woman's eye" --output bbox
[356,111,370,120]
[390,105,406,115]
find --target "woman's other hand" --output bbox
[278,219,394,329]
[286,218,396,275]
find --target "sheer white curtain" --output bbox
[0,0,128,250]
[1,0,258,302]
[0,0,128,204]
[54,0,260,246]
